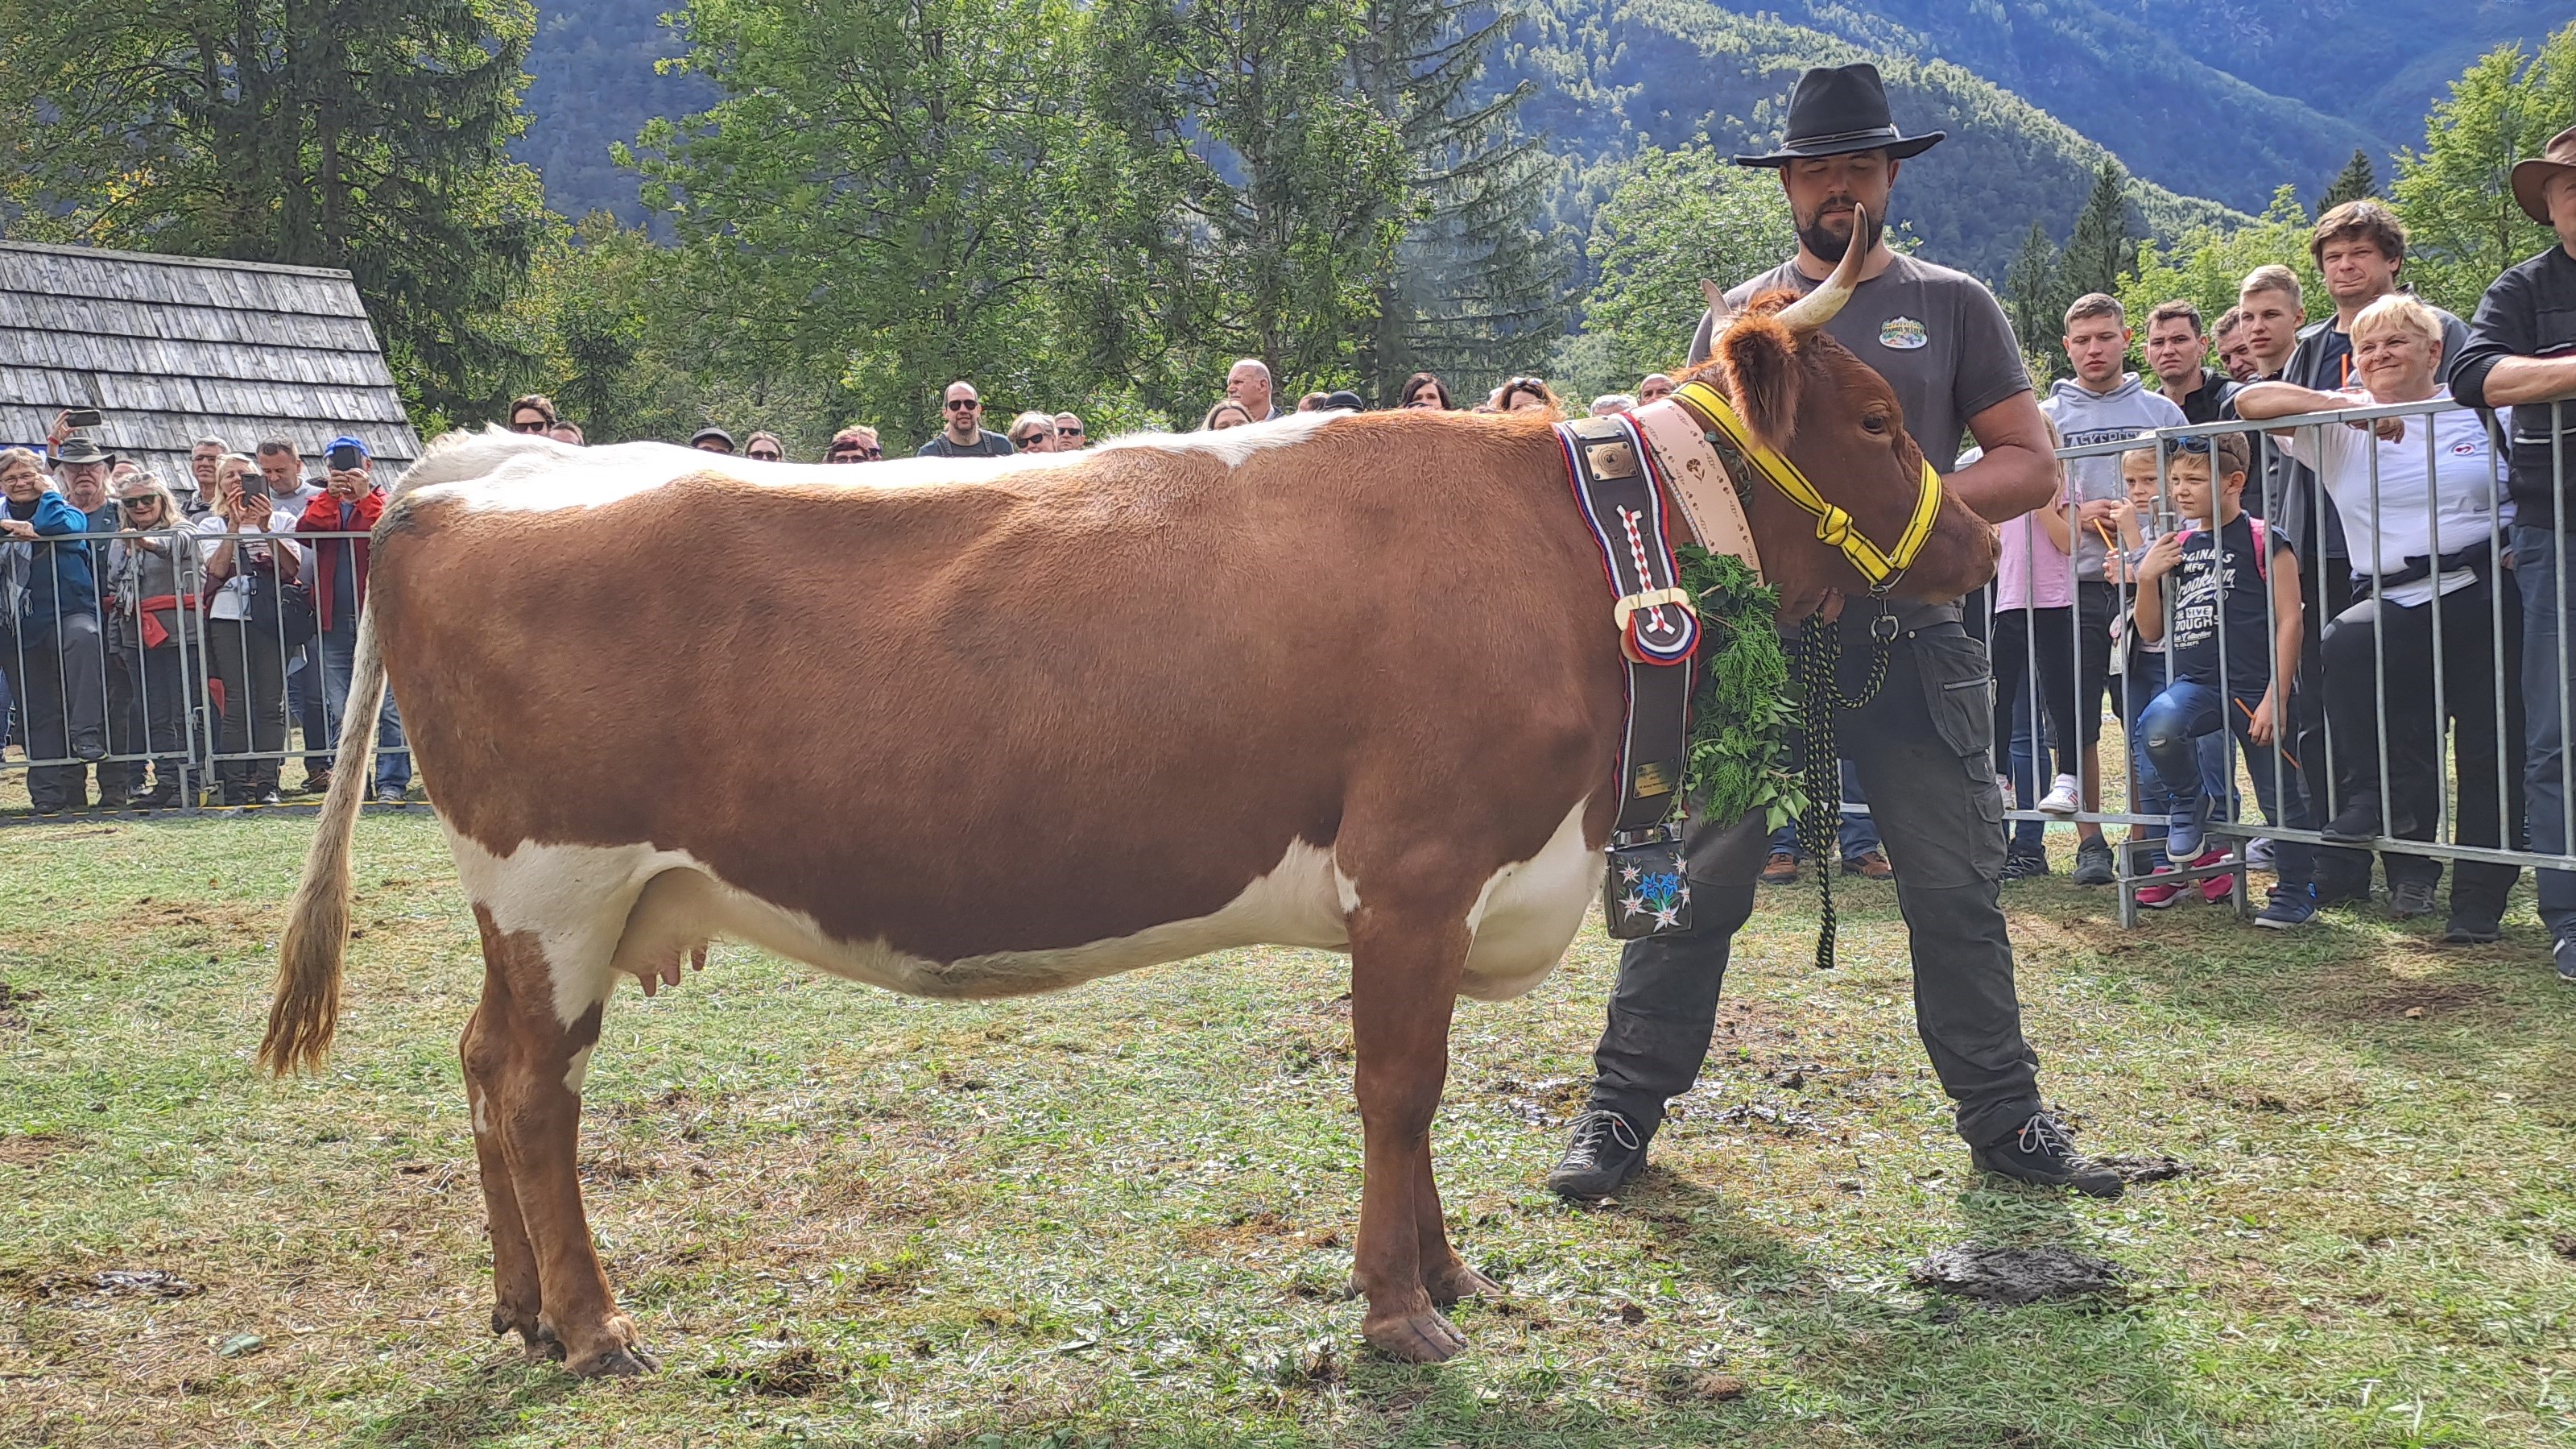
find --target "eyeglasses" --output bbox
[511,418,550,433]
[1012,434,1046,448]
[945,399,978,411]
[1056,426,1084,438]
[121,499,159,511]
[747,449,783,462]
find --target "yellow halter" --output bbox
[1668,379,1943,594]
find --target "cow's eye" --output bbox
[1862,414,1890,434]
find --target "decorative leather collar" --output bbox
[1635,380,1944,596]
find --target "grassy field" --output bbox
[2,810,2573,1448]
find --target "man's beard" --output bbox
[1797,205,1883,263]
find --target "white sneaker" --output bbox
[2245,836,2276,872]
[2036,774,2082,816]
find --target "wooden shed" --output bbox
[0,239,421,489]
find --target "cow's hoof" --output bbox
[1424,1262,1500,1307]
[1362,1307,1469,1363]
[568,1342,659,1377]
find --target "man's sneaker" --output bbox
[1970,1112,2123,1199]
[1999,849,2051,882]
[1759,851,1801,885]
[2556,937,2576,987]
[1841,850,1895,880]
[2388,879,2438,920]
[2442,913,2501,945]
[2135,868,2188,909]
[375,786,407,806]
[2244,836,2277,873]
[2322,793,2410,844]
[1548,1110,1651,1199]
[2036,775,2082,816]
[2070,835,2115,886]
[2254,884,2318,929]
[2165,794,2209,860]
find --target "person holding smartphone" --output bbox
[295,437,408,804]
[199,464,301,805]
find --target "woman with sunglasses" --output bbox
[1007,412,1058,453]
[103,476,198,805]
[507,395,558,434]
[744,431,788,462]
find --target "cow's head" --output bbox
[1679,216,1997,620]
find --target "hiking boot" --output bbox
[1759,851,1801,886]
[2070,835,2115,886]
[2442,913,2501,945]
[1999,849,2051,882]
[296,769,331,797]
[2388,879,2438,920]
[1970,1112,2124,1199]
[1841,850,1894,880]
[2036,775,2082,816]
[1548,1109,1651,1199]
[2253,884,2319,929]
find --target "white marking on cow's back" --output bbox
[1457,798,1599,1002]
[398,411,1351,517]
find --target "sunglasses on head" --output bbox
[2163,435,2214,455]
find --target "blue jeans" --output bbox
[1771,757,1881,859]
[2121,657,2232,863]
[2137,677,2313,888]
[316,625,409,793]
[2516,525,2576,941]
[2005,692,2046,855]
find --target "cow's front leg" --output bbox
[1412,1150,1499,1306]
[1346,890,1474,1362]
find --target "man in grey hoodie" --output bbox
[2036,294,2189,886]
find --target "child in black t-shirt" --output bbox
[2131,433,2318,926]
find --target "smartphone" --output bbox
[64,408,102,429]
[325,443,364,470]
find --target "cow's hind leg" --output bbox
[1413,1151,1499,1307]
[1345,875,1478,1362]
[462,905,655,1377]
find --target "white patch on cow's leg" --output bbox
[472,1091,490,1136]
[1458,798,1598,1002]
[564,1045,594,1095]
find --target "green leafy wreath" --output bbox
[1674,544,1804,830]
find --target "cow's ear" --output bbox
[1718,317,1801,450]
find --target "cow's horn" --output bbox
[1700,278,1734,331]
[1775,205,1870,336]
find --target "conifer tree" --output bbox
[1348,0,1564,402]
[2003,221,2065,366]
[2318,148,2378,212]
[2057,160,2140,304]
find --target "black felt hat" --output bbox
[1733,64,1944,168]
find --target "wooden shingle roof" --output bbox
[0,240,420,490]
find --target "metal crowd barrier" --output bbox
[2,528,399,818]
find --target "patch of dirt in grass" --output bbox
[0,1132,81,1166]
[2303,972,2500,1021]
[7,1268,205,1306]
[0,980,38,1028]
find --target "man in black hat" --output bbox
[1552,63,2125,1199]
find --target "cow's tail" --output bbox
[261,598,387,1076]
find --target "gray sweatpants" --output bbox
[1586,620,2045,1149]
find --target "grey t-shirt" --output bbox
[916,428,1016,459]
[1690,247,2033,623]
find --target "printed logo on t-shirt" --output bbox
[2450,438,2483,457]
[1879,316,1929,350]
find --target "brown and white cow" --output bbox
[263,264,1996,1373]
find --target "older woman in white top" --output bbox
[2235,293,2521,940]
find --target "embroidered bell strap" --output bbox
[1556,412,1696,834]
[1668,379,1943,594]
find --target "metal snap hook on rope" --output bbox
[1870,609,1899,642]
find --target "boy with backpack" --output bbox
[2131,432,2320,927]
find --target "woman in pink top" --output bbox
[1986,424,2121,829]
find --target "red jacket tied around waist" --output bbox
[296,486,387,634]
